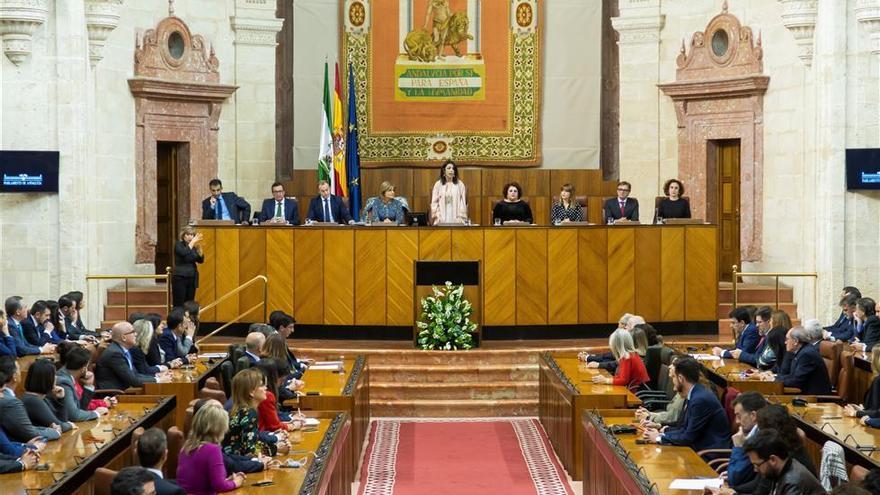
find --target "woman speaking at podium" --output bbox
[430,160,468,225]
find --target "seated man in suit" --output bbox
[824,293,858,342]
[730,306,772,366]
[726,391,768,490]
[641,356,731,452]
[257,182,299,225]
[602,181,639,223]
[95,322,158,390]
[244,332,264,364]
[158,307,197,365]
[136,427,186,495]
[306,180,354,224]
[757,326,832,395]
[200,178,251,224]
[712,307,760,359]
[3,297,53,356]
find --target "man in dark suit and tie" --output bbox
[20,301,44,347]
[602,181,639,223]
[306,180,355,224]
[244,332,264,364]
[642,356,731,452]
[95,322,157,390]
[257,182,300,225]
[761,326,832,395]
[136,428,186,495]
[200,178,251,224]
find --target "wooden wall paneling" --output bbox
[530,197,549,226]
[600,176,619,197]
[584,170,603,196]
[548,229,579,324]
[410,196,431,217]
[660,227,686,321]
[685,226,718,321]
[606,228,635,321]
[587,197,605,224]
[451,228,484,260]
[516,229,548,325]
[484,229,516,325]
[482,169,550,201]
[195,228,216,321]
[578,228,608,323]
[418,229,451,260]
[293,229,323,324]
[355,230,386,325]
[386,230,419,325]
[265,229,294,318]
[361,169,414,201]
[214,229,240,322]
[238,229,267,321]
[466,197,483,226]
[459,168,482,196]
[323,229,355,325]
[634,228,661,322]
[549,170,589,199]
[412,168,439,196]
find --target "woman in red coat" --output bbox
[592,328,649,391]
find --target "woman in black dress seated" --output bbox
[656,178,691,221]
[492,182,533,225]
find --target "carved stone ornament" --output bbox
[658,2,768,262]
[0,0,49,65]
[129,15,237,263]
[84,0,124,67]
[610,14,665,45]
[778,0,818,66]
[856,0,880,55]
[230,16,283,46]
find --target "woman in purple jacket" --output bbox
[177,402,246,494]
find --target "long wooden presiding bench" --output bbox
[539,351,641,481]
[788,402,880,478]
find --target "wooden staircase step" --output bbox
[103,304,168,321]
[371,399,538,417]
[106,287,169,305]
[369,364,538,383]
[370,382,538,401]
[716,302,797,319]
[718,287,794,304]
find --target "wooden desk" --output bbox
[285,356,370,477]
[232,411,353,495]
[669,344,785,395]
[0,395,175,495]
[582,409,719,495]
[788,402,880,474]
[193,224,718,329]
[538,352,641,481]
[143,356,225,429]
[851,351,873,405]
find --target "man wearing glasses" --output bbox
[602,181,639,223]
[95,322,159,390]
[756,326,832,395]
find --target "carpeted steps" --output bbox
[296,347,569,417]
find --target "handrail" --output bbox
[196,275,268,346]
[731,264,818,314]
[86,268,172,324]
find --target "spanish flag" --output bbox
[332,63,348,198]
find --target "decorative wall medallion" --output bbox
[344,0,370,36]
[512,0,538,35]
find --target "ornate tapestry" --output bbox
[342,0,542,167]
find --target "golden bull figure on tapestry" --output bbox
[342,0,542,166]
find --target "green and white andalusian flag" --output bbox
[318,61,333,183]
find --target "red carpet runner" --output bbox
[358,419,574,495]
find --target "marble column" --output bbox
[611,0,664,210]
[230,0,283,205]
[811,0,848,321]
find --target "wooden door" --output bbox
[156,142,179,275]
[715,140,740,282]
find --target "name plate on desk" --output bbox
[192,219,234,226]
[308,221,345,226]
[663,218,705,225]
[612,219,640,225]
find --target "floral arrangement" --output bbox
[416,282,477,350]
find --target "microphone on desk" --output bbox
[819,422,839,435]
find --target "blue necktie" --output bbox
[215,197,222,219]
[323,198,331,222]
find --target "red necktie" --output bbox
[619,201,625,216]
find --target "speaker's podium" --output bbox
[413,260,482,348]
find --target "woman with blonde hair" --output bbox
[363,181,406,224]
[177,403,246,494]
[592,328,649,390]
[550,183,583,224]
[172,225,204,306]
[770,309,792,330]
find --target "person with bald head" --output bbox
[244,332,264,364]
[95,322,158,390]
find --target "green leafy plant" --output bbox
[416,282,477,350]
